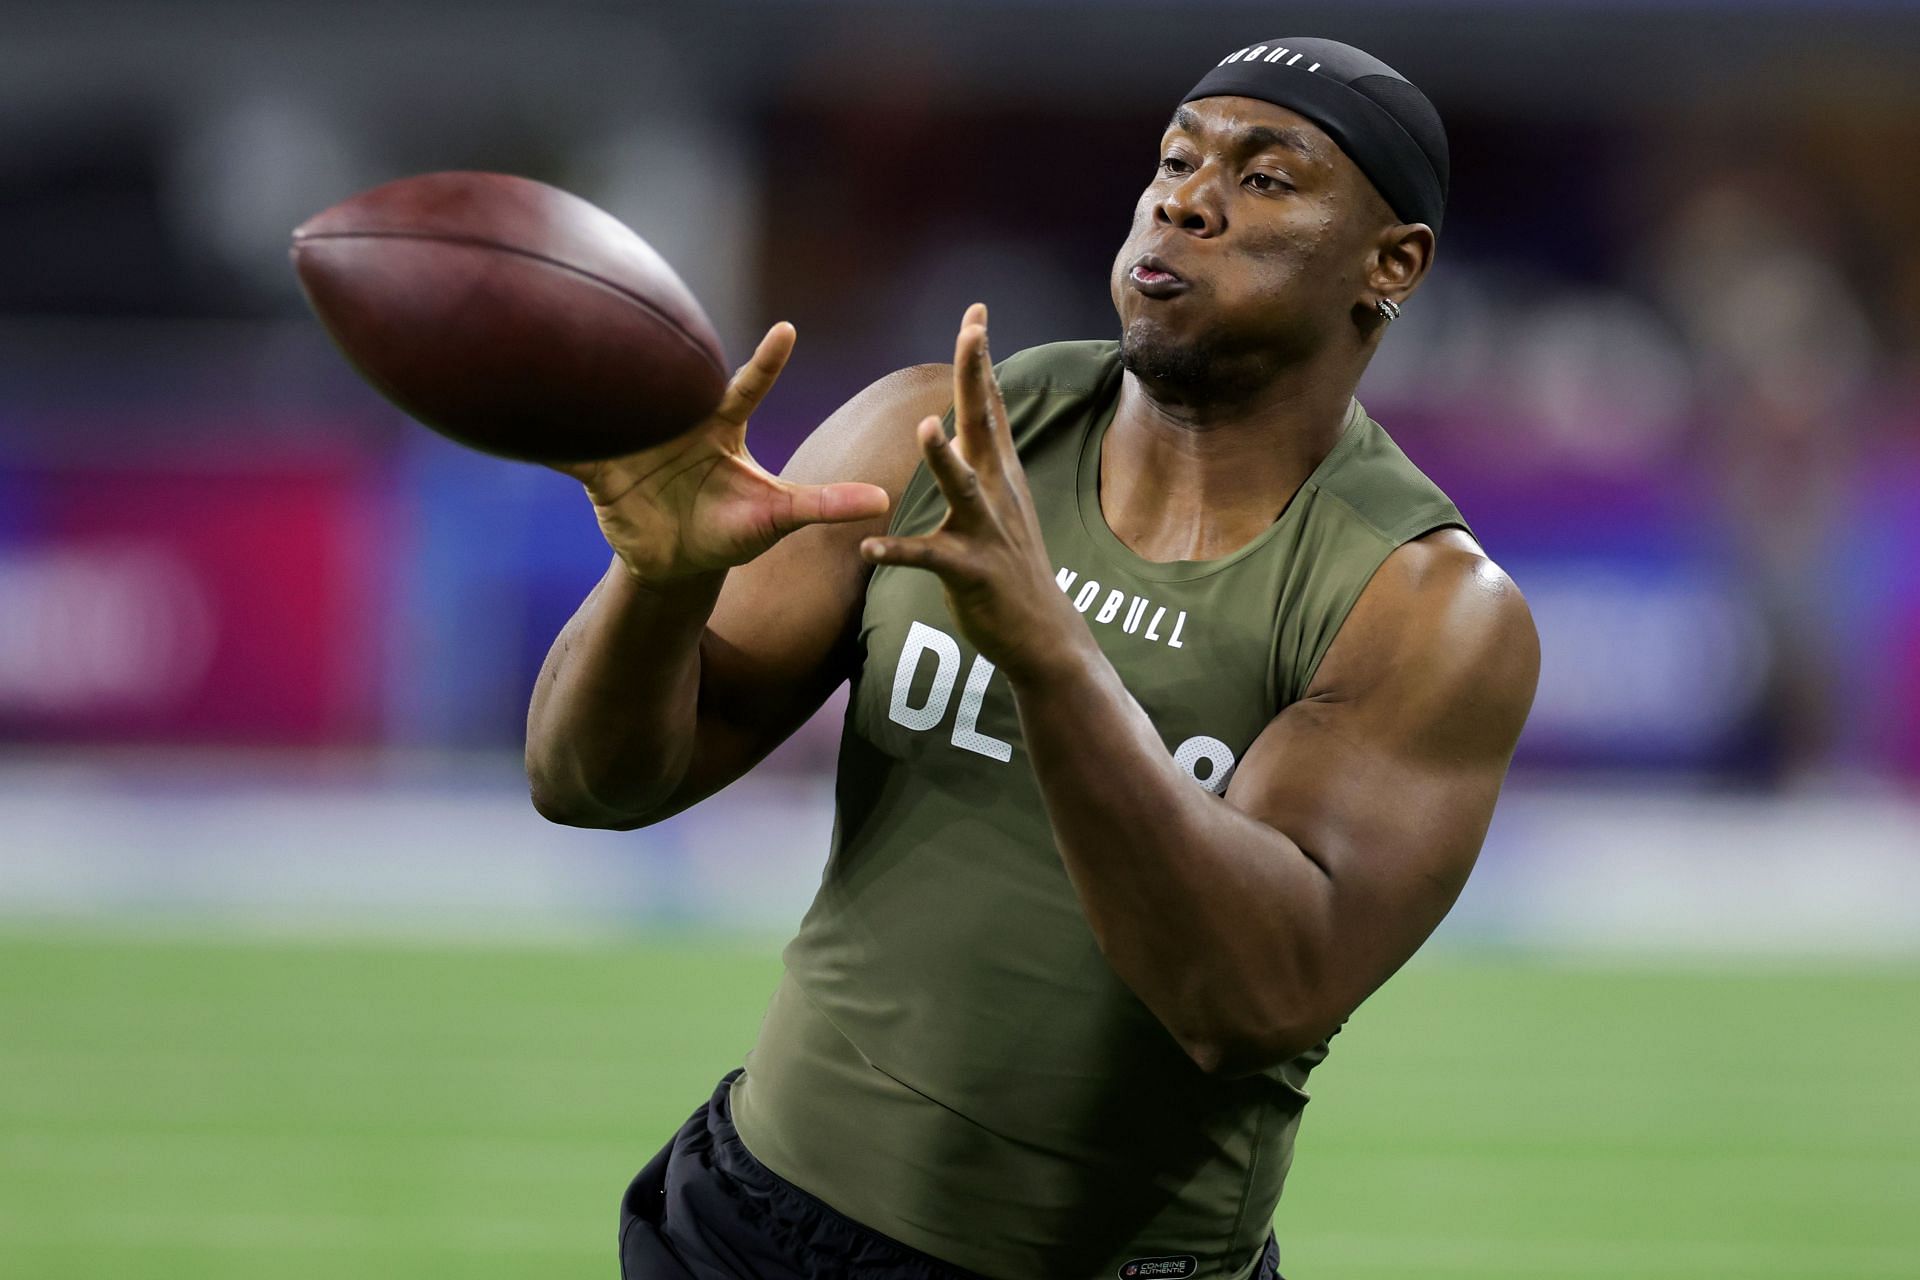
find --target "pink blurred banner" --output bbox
[0,459,390,745]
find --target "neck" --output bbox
[1100,358,1360,563]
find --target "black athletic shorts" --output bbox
[617,1071,1284,1280]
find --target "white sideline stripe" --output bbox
[0,762,836,933]
[2,764,1919,953]
[1463,787,1920,953]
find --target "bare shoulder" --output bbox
[1377,528,1532,629]
[705,362,955,692]
[1306,527,1539,752]
[780,363,953,503]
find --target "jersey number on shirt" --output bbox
[885,620,1238,792]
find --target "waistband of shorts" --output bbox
[702,1071,987,1280]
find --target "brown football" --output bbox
[291,171,728,463]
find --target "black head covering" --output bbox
[1180,37,1448,235]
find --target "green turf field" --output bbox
[2,929,1915,1279]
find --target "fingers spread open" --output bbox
[860,533,957,574]
[774,479,891,533]
[714,322,796,428]
[917,415,982,511]
[976,325,1015,450]
[950,308,998,468]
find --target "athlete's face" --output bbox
[1111,96,1398,391]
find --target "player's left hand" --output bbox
[860,304,1091,683]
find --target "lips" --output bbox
[1127,253,1190,299]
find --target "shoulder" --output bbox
[781,363,953,503]
[1307,405,1463,545]
[1305,529,1539,752]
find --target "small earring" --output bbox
[1376,298,1401,323]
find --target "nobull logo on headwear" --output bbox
[1183,35,1451,234]
[1218,45,1323,72]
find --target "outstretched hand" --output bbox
[555,322,891,585]
[860,304,1089,682]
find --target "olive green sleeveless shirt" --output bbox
[730,340,1466,1280]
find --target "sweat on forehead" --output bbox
[1179,36,1449,234]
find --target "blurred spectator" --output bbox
[1654,171,1879,781]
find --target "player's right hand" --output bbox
[550,323,891,585]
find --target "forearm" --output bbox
[525,561,725,826]
[1009,648,1332,1073]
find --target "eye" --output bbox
[1245,172,1293,193]
[1159,155,1193,177]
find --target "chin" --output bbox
[1118,319,1218,390]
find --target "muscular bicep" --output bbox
[660,364,951,814]
[1223,532,1539,1017]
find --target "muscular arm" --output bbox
[525,363,950,829]
[861,310,1537,1077]
[1012,530,1539,1075]
[864,314,1536,1074]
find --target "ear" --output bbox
[1367,222,1435,308]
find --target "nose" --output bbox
[1155,167,1225,237]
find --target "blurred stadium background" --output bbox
[4,2,1918,1276]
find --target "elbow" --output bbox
[526,772,603,828]
[525,756,655,831]
[528,779,606,828]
